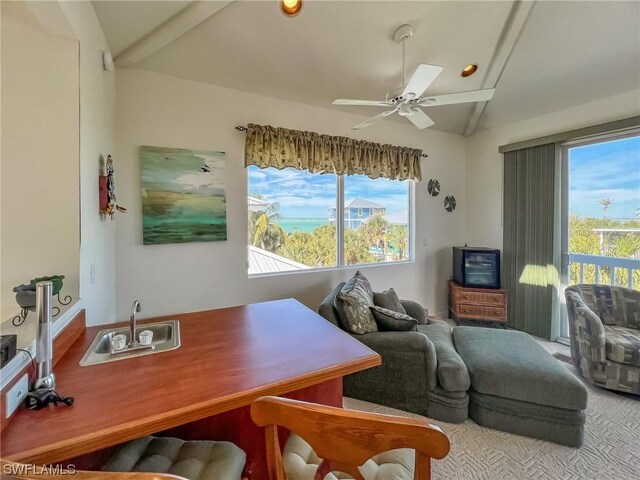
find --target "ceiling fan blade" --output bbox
[406,108,435,130]
[418,88,495,107]
[351,109,398,130]
[402,64,443,99]
[333,99,393,107]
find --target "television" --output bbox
[453,247,501,289]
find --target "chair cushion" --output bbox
[102,436,246,480]
[373,289,407,315]
[336,271,377,334]
[283,433,414,480]
[418,323,470,392]
[604,325,640,366]
[370,306,417,332]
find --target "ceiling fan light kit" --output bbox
[332,23,495,131]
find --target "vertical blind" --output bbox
[503,143,558,339]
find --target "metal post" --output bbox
[34,281,55,390]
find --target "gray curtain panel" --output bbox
[503,143,557,339]
[244,123,423,181]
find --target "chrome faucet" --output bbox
[129,300,141,346]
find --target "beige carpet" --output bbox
[344,339,640,480]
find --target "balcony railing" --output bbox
[569,253,640,289]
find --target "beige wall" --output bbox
[0,10,80,321]
[115,69,468,321]
[465,89,640,250]
[59,1,117,327]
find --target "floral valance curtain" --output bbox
[244,124,422,181]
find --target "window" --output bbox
[248,166,412,275]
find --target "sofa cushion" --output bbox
[283,433,414,480]
[373,289,407,315]
[370,306,417,332]
[418,323,470,392]
[604,325,640,366]
[336,271,377,334]
[453,327,587,411]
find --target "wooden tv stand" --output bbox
[448,280,507,324]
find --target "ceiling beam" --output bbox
[115,1,234,67]
[463,0,537,137]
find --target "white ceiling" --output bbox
[92,0,192,56]
[479,0,640,131]
[92,0,640,135]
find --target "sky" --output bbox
[140,146,226,196]
[569,135,639,219]
[248,166,409,218]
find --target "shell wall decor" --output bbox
[444,195,457,212]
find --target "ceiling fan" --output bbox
[332,24,495,130]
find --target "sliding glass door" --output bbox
[559,130,640,339]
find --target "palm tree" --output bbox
[249,202,286,252]
[360,214,389,260]
[386,225,408,260]
[598,198,613,219]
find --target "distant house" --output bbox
[329,198,386,229]
[363,209,408,227]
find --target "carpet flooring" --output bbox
[344,339,640,480]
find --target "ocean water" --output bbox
[279,218,328,234]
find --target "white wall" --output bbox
[0,10,80,321]
[115,69,467,322]
[59,1,117,326]
[465,89,640,249]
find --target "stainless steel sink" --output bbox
[79,320,180,367]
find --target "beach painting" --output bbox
[140,145,227,245]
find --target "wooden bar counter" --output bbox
[0,299,380,478]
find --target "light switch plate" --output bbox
[5,374,28,418]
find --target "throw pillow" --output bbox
[373,288,407,315]
[370,306,418,332]
[336,271,377,334]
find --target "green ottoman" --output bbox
[453,327,588,447]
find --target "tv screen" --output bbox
[453,247,501,289]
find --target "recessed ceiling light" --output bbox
[461,64,478,77]
[281,0,302,17]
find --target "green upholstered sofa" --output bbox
[565,284,640,394]
[319,283,470,423]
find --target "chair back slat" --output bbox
[251,396,450,480]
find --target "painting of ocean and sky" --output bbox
[140,146,227,245]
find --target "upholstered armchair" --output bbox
[565,284,640,394]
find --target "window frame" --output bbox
[248,172,415,278]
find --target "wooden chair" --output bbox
[0,460,184,480]
[250,396,450,480]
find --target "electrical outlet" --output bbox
[423,238,428,246]
[5,374,28,418]
[90,263,96,284]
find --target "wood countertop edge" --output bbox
[5,353,381,464]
